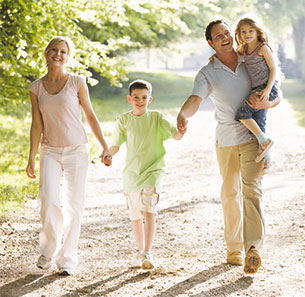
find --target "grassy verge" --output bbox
[281,79,305,128]
[90,70,194,122]
[0,113,39,216]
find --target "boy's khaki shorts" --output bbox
[125,186,159,220]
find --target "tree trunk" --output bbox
[146,48,151,69]
[292,17,305,79]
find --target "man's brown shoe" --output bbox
[244,247,261,274]
[227,251,243,266]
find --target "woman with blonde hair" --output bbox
[26,36,111,276]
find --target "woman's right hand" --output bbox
[26,160,36,179]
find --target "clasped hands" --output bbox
[100,149,112,166]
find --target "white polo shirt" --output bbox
[191,55,254,147]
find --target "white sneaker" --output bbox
[58,269,74,276]
[130,251,145,268]
[142,251,154,269]
[37,255,51,269]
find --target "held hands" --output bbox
[100,148,112,166]
[177,114,188,135]
[103,155,112,166]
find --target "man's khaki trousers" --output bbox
[216,139,265,254]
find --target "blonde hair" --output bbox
[235,18,268,47]
[235,17,285,84]
[43,36,75,61]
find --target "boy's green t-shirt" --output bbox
[112,110,177,193]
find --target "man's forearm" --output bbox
[178,95,202,118]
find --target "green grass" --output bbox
[90,70,194,122]
[281,79,305,128]
[0,113,39,216]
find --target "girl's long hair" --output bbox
[235,18,268,47]
[235,17,285,84]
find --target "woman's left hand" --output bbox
[26,160,36,179]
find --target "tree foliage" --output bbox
[254,0,305,78]
[0,0,133,108]
[2,0,288,109]
[0,0,210,108]
[1,0,261,108]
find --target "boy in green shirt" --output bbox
[103,79,184,269]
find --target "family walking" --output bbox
[26,17,281,276]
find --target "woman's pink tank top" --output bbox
[29,74,88,147]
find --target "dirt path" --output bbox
[1,100,305,297]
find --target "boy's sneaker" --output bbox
[142,251,154,270]
[244,247,261,274]
[255,139,274,162]
[130,251,145,268]
[37,255,51,269]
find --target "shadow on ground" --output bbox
[153,264,253,297]
[61,269,149,297]
[0,273,61,297]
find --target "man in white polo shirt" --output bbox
[177,19,281,274]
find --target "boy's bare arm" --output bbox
[109,145,120,156]
[174,130,184,140]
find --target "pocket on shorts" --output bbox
[125,192,134,209]
[142,186,159,207]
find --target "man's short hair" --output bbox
[128,79,152,96]
[205,20,229,41]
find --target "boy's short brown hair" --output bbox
[128,79,152,96]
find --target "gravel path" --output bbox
[1,99,305,297]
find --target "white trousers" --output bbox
[38,144,89,271]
